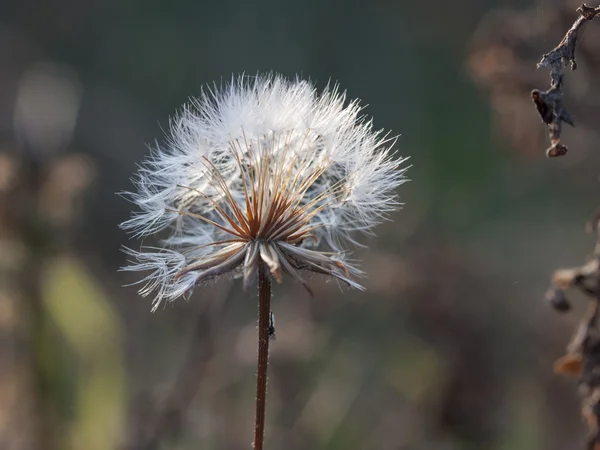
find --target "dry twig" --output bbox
[533,4,600,157]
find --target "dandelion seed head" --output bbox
[121,74,408,309]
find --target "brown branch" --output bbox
[254,264,271,450]
[532,3,600,157]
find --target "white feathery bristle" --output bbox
[121,73,408,307]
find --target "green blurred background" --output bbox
[1,0,598,448]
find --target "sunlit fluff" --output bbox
[121,74,408,309]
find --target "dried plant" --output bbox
[526,6,600,448]
[121,74,407,449]
[470,3,600,448]
[0,63,93,450]
[532,4,600,157]
[547,211,600,450]
[468,1,600,159]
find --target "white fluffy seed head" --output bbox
[121,74,408,310]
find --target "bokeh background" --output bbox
[1,0,599,449]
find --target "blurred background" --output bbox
[1,0,599,448]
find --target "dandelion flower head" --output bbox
[122,74,407,309]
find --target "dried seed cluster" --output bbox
[121,74,407,309]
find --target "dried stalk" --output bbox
[254,263,271,450]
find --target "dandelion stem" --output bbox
[254,263,271,450]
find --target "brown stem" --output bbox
[254,263,271,450]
